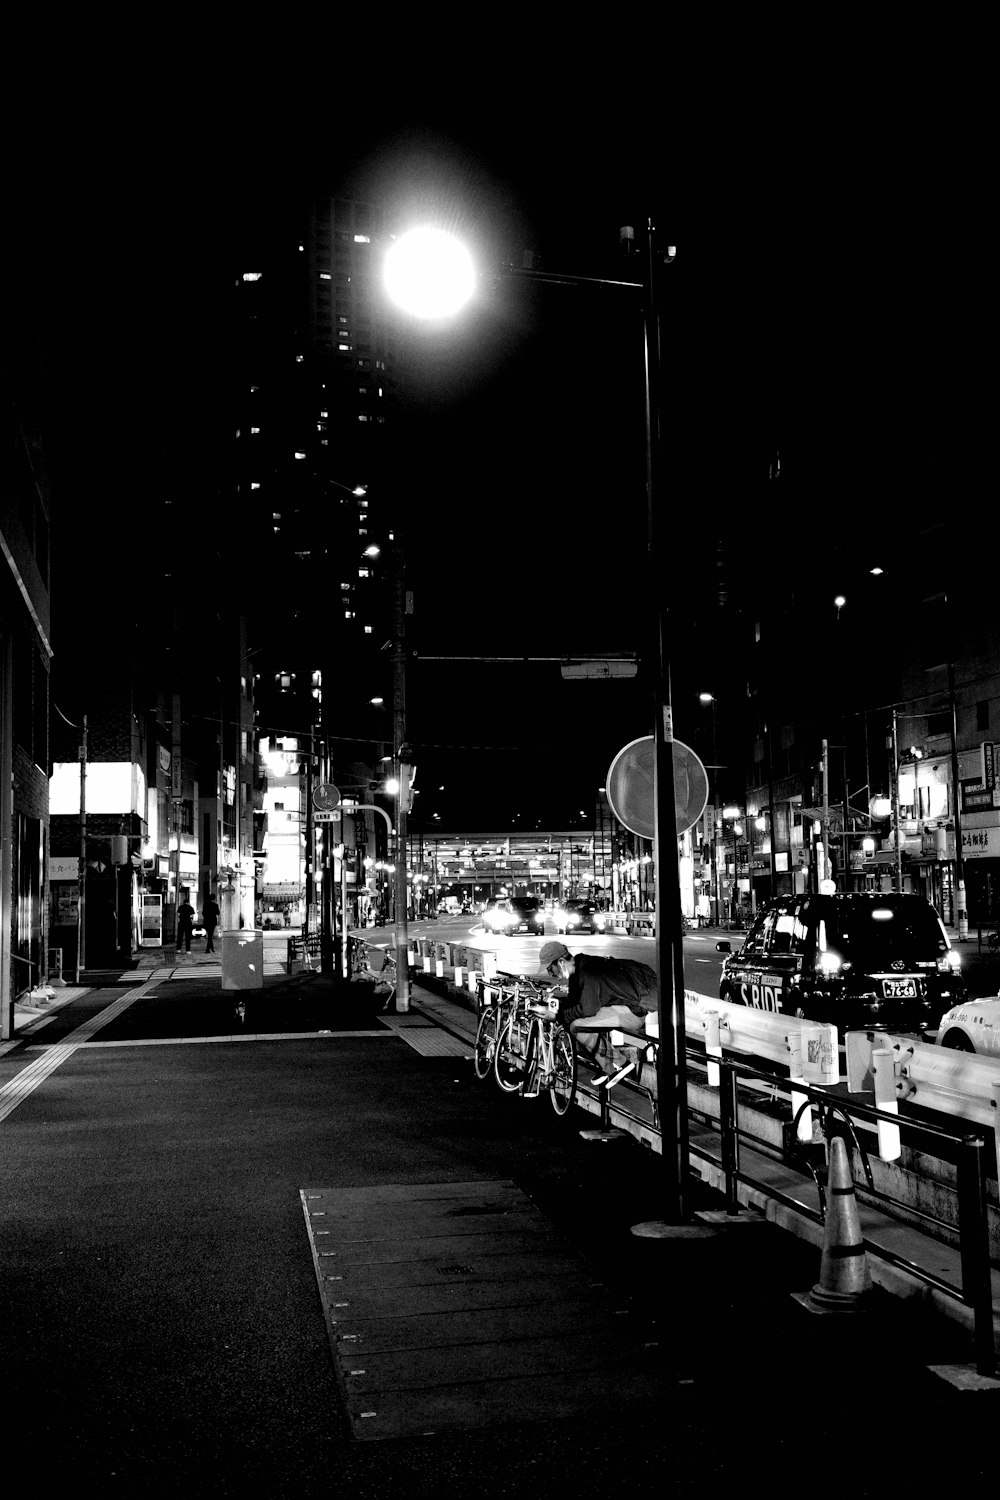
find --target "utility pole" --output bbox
[392,543,410,1012]
[78,714,88,981]
[892,709,903,892]
[640,219,689,1224]
[821,738,831,887]
[948,661,968,938]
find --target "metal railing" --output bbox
[681,1049,996,1376]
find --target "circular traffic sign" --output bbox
[312,783,341,811]
[606,736,709,840]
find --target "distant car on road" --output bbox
[934,994,1000,1056]
[554,899,606,935]
[483,899,516,934]
[509,896,545,935]
[482,897,544,935]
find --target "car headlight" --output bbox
[593,913,605,929]
[567,914,580,928]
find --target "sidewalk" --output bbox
[4,938,288,1045]
[7,949,999,1381]
[404,977,1000,1378]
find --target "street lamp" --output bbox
[383,227,477,320]
[378,227,477,1007]
[384,218,690,1220]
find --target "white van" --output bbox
[439,896,462,915]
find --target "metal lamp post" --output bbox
[384,218,689,1222]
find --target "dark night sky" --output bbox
[12,54,985,829]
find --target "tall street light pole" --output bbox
[383,221,693,1219]
[639,220,690,1225]
[392,543,410,1012]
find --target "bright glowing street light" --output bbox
[383,227,476,319]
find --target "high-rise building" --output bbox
[233,197,399,923]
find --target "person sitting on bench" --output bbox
[535,941,657,1062]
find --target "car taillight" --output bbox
[818,950,843,977]
[937,951,961,975]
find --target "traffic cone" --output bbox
[799,1134,874,1313]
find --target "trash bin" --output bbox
[221,928,264,991]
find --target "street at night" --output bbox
[5,43,999,1496]
[1,944,995,1494]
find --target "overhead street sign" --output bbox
[606,735,709,839]
[561,659,637,680]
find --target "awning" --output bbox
[797,803,874,831]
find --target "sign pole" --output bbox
[642,220,690,1226]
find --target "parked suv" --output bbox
[715,892,966,1036]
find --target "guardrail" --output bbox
[408,932,996,1138]
[704,1051,997,1376]
[378,932,1000,1366]
[846,1030,1000,1157]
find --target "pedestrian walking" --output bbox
[177,896,195,954]
[203,894,221,954]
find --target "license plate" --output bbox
[882,978,917,999]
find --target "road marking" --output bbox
[24,1030,393,1050]
[0,979,161,1124]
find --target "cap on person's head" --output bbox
[536,941,570,978]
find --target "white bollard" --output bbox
[872,1047,901,1161]
[454,965,464,988]
[787,1044,814,1144]
[422,953,432,973]
[704,1012,722,1088]
[435,954,444,977]
[468,969,478,994]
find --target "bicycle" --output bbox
[521,994,577,1115]
[348,935,398,1008]
[987,927,999,953]
[489,973,577,1115]
[476,972,536,1092]
[473,972,520,1083]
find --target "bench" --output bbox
[570,1005,660,1136]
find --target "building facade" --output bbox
[2,353,52,1034]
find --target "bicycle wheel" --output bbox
[549,1025,577,1116]
[473,1005,500,1081]
[494,1011,529,1092]
[522,1017,542,1097]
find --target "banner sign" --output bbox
[962,825,1000,858]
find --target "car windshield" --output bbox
[826,900,948,965]
[513,898,539,910]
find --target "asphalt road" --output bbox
[1,964,995,1497]
[378,913,1000,1015]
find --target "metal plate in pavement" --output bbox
[301,1179,669,1441]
